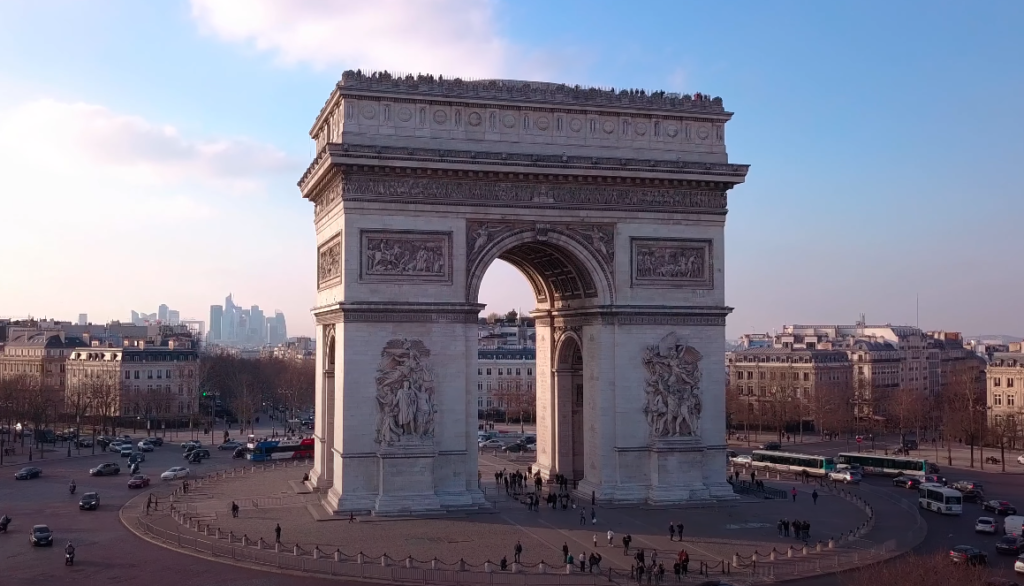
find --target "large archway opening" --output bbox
[472,232,611,485]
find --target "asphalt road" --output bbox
[0,435,342,586]
[733,440,1024,585]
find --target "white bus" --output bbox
[918,486,962,515]
[751,451,836,477]
[836,453,938,476]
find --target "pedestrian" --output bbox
[274,523,281,543]
[679,550,689,575]
[783,519,790,537]
[591,508,597,525]
[579,552,586,572]
[673,561,681,582]
[594,534,598,549]
[624,534,632,555]
[669,522,676,541]
[567,552,574,567]
[750,470,756,484]
[500,556,508,571]
[592,552,603,572]
[791,487,798,502]
[777,519,783,537]
[804,520,811,540]
[563,542,570,562]
[657,562,665,584]
[812,489,819,505]
[580,509,586,525]
[231,501,239,518]
[608,529,615,546]
[349,511,355,523]
[514,540,522,563]
[676,522,683,538]
[636,563,645,584]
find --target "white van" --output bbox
[1003,515,1024,536]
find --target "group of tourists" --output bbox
[561,542,604,573]
[630,548,689,584]
[777,518,811,540]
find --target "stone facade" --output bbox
[301,71,748,514]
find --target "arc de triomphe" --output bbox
[300,71,748,515]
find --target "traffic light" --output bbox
[202,391,208,397]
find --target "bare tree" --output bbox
[838,552,993,586]
[15,375,56,450]
[86,376,124,436]
[493,379,534,433]
[942,367,986,468]
[883,385,928,446]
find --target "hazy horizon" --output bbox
[1,1,1021,339]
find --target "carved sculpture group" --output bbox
[364,235,446,277]
[635,243,707,281]
[374,339,437,446]
[642,332,703,439]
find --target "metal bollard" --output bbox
[334,551,341,562]
[431,558,438,570]
[770,551,776,561]
[294,545,300,556]
[512,563,521,574]
[485,562,493,573]
[538,561,547,574]
[802,546,808,555]
[733,554,739,566]
[828,539,835,549]
[406,556,413,568]
[381,555,389,567]
[787,547,793,558]
[357,553,364,564]
[816,542,822,553]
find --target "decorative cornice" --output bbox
[313,302,483,324]
[298,142,748,190]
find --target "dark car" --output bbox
[128,475,150,489]
[761,441,782,451]
[893,475,921,489]
[953,480,984,492]
[995,535,1024,555]
[503,443,525,454]
[922,474,947,486]
[78,492,100,510]
[146,436,164,447]
[982,500,1017,515]
[962,488,986,503]
[89,462,120,476]
[30,524,53,546]
[14,466,42,480]
[949,545,988,566]
[232,447,246,459]
[184,448,211,461]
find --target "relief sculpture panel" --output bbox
[317,233,342,289]
[642,332,702,439]
[631,238,712,289]
[360,230,452,283]
[375,339,437,447]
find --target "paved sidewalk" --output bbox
[123,462,916,584]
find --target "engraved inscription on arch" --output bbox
[631,238,713,289]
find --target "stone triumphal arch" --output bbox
[300,71,748,515]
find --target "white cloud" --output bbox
[0,99,297,198]
[189,0,538,79]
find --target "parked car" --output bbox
[996,535,1024,555]
[976,517,998,534]
[89,462,121,476]
[30,524,53,547]
[14,466,42,480]
[128,475,151,489]
[146,436,164,447]
[893,475,922,489]
[828,470,862,484]
[760,441,782,451]
[161,467,190,480]
[137,441,155,452]
[218,441,242,450]
[949,545,988,566]
[984,500,1018,516]
[78,492,100,510]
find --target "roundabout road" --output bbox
[0,439,346,586]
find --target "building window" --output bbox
[1009,378,1016,388]
[486,368,492,376]
[1009,394,1016,407]
[995,394,1003,406]
[994,377,1001,387]
[486,398,493,408]
[478,368,482,376]
[527,381,533,391]
[178,384,184,395]
[166,369,172,379]
[477,382,483,391]
[516,368,521,376]
[498,368,503,376]
[477,398,483,408]
[147,370,153,379]
[486,381,492,390]
[156,370,162,379]
[124,370,131,380]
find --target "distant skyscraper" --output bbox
[158,304,169,322]
[250,305,266,344]
[131,310,140,325]
[78,313,87,326]
[167,310,180,325]
[272,311,287,345]
[209,305,223,341]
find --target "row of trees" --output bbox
[0,354,315,442]
[726,365,1003,467]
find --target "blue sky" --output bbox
[0,1,1021,338]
